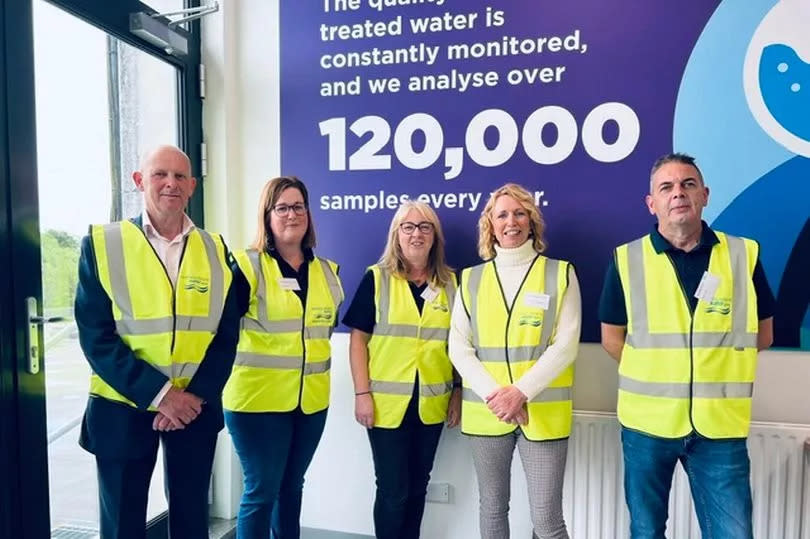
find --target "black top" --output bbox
[231,247,316,316]
[342,269,430,333]
[599,222,776,325]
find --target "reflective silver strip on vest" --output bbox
[466,264,485,349]
[303,358,331,375]
[625,237,754,350]
[627,331,758,349]
[317,256,342,338]
[243,251,339,337]
[474,345,544,363]
[726,235,752,350]
[234,353,302,369]
[370,380,412,395]
[317,256,343,307]
[538,259,560,353]
[422,381,453,396]
[619,375,753,399]
[446,279,457,310]
[103,224,225,336]
[305,326,331,340]
[370,380,451,397]
[242,318,301,333]
[171,362,201,379]
[195,230,226,331]
[234,353,331,374]
[462,387,571,403]
[115,317,174,335]
[373,268,450,342]
[465,259,559,362]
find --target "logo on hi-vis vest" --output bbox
[430,302,449,313]
[182,277,210,294]
[705,298,731,315]
[312,307,334,322]
[518,314,543,327]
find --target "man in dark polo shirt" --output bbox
[599,153,774,538]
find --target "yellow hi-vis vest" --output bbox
[615,232,759,439]
[223,250,343,414]
[89,221,231,408]
[367,266,456,428]
[460,255,573,440]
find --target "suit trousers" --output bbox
[95,418,218,539]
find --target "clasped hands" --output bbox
[485,385,528,425]
[152,386,204,432]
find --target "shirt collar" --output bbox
[650,220,718,254]
[142,210,195,242]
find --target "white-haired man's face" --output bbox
[133,146,196,221]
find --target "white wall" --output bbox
[201,2,810,535]
[302,340,810,538]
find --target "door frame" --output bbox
[0,0,204,536]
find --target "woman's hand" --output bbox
[446,387,462,428]
[354,393,375,429]
[485,385,528,423]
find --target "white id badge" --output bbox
[278,277,301,291]
[694,271,720,303]
[420,286,438,302]
[523,292,550,310]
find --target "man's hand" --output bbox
[156,387,203,429]
[355,393,375,429]
[485,385,528,423]
[153,412,179,431]
[446,387,462,428]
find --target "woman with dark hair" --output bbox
[223,176,344,538]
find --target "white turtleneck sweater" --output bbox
[448,240,581,401]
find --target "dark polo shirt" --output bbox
[599,222,775,325]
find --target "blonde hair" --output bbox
[250,176,317,252]
[378,200,454,288]
[477,183,546,260]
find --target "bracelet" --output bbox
[355,390,371,396]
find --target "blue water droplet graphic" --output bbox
[759,44,810,142]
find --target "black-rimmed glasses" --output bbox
[272,203,307,217]
[399,221,434,235]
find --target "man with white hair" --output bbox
[75,145,239,538]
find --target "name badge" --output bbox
[420,286,438,302]
[523,292,550,310]
[278,278,301,291]
[694,271,720,303]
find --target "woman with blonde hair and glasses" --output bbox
[223,176,344,538]
[449,183,581,539]
[343,200,461,539]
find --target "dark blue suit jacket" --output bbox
[75,216,240,458]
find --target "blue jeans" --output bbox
[225,408,327,539]
[621,427,753,539]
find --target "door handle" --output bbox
[29,315,66,324]
[25,296,64,374]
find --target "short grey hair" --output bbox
[649,152,704,192]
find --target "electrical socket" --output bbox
[426,481,450,503]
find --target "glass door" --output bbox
[1,0,202,536]
[33,2,180,533]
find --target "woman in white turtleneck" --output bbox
[449,183,581,539]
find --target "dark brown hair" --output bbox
[250,176,317,251]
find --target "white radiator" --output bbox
[562,412,810,539]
